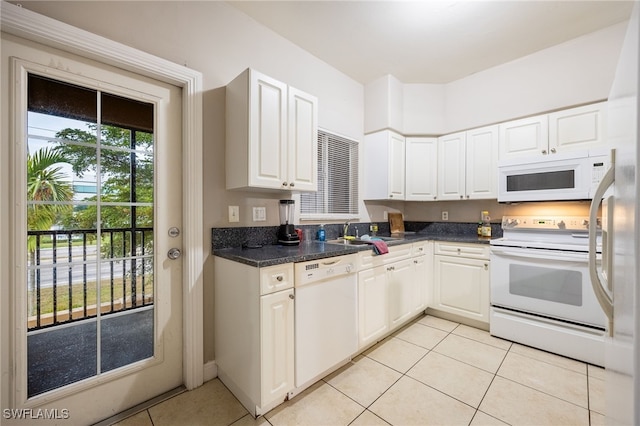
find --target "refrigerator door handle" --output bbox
[589,154,615,336]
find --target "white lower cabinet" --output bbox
[358,265,389,348]
[432,242,490,324]
[358,242,430,349]
[214,257,294,417]
[260,289,295,407]
[388,258,415,328]
[412,242,432,313]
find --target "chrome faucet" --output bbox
[343,221,350,237]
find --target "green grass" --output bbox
[29,277,153,315]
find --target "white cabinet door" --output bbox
[260,288,295,408]
[411,241,432,314]
[412,255,429,314]
[388,258,415,329]
[466,125,498,199]
[437,131,466,200]
[548,101,607,153]
[287,86,318,191]
[249,71,288,189]
[363,130,405,200]
[405,137,438,201]
[499,115,548,159]
[226,68,317,192]
[358,266,389,348]
[433,255,490,323]
[388,132,406,199]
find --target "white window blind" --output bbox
[301,130,359,216]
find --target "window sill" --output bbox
[300,214,361,222]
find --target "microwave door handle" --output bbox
[588,161,614,336]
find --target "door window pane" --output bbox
[26,73,155,397]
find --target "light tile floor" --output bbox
[114,315,606,426]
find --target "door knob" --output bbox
[168,248,182,260]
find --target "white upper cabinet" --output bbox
[548,101,607,153]
[226,68,318,191]
[405,137,438,201]
[499,114,549,159]
[499,102,607,160]
[364,130,405,200]
[287,87,318,191]
[437,126,498,200]
[466,125,498,199]
[437,132,466,200]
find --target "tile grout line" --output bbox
[470,338,513,425]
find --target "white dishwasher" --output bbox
[294,253,358,388]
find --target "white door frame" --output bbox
[0,1,204,393]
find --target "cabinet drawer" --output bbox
[358,243,412,270]
[434,242,489,260]
[411,241,431,257]
[260,263,294,295]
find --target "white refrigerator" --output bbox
[589,3,640,425]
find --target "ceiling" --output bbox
[227,1,634,84]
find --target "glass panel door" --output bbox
[26,74,156,397]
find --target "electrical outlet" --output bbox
[442,211,449,221]
[229,205,239,223]
[253,207,266,222]
[383,211,388,220]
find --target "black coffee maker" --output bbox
[277,199,300,246]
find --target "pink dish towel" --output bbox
[369,240,389,255]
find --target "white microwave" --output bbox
[497,149,612,202]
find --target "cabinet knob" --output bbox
[433,196,437,200]
[289,182,295,187]
[484,263,489,270]
[282,182,288,187]
[460,195,463,199]
[550,148,557,153]
[289,294,295,299]
[466,195,470,199]
[276,275,284,282]
[389,194,393,198]
[542,149,547,155]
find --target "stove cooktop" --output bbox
[492,216,601,252]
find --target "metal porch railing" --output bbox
[27,228,154,330]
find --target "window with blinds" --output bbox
[301,130,359,217]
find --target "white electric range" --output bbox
[489,216,606,366]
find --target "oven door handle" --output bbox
[490,246,588,261]
[588,153,614,336]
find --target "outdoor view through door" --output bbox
[26,74,155,397]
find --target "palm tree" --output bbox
[27,147,73,317]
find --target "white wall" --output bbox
[364,21,627,135]
[445,21,628,133]
[403,83,446,135]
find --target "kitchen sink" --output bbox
[326,236,401,245]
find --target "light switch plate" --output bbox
[253,207,266,222]
[229,206,239,222]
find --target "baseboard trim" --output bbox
[204,360,218,382]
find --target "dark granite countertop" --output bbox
[213,232,494,268]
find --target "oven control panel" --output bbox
[501,216,592,231]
